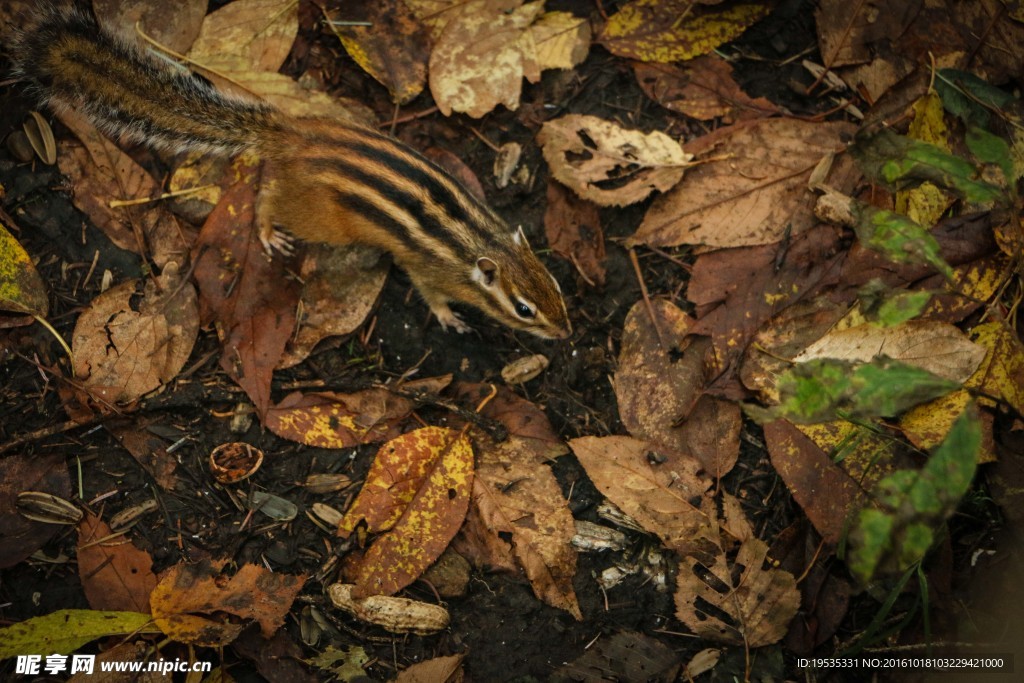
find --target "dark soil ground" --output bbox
[0,0,1018,681]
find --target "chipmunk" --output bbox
[9,6,572,340]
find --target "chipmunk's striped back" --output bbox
[10,5,572,339]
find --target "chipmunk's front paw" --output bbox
[432,305,472,334]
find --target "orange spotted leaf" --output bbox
[345,427,474,597]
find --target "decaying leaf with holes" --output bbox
[538,114,693,207]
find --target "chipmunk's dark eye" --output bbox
[514,300,535,318]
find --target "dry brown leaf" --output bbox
[77,512,157,613]
[677,395,741,479]
[150,561,305,646]
[191,155,299,419]
[347,427,474,597]
[627,118,858,249]
[740,299,848,403]
[687,226,847,383]
[569,435,711,552]
[614,299,714,453]
[394,653,465,683]
[428,0,543,117]
[93,0,207,54]
[763,420,871,545]
[792,320,986,384]
[473,435,581,619]
[525,11,590,73]
[279,245,387,368]
[329,0,429,104]
[72,266,199,408]
[634,57,780,122]
[771,522,852,655]
[452,382,568,459]
[266,388,415,448]
[405,0,476,41]
[674,493,799,647]
[544,181,606,286]
[108,418,180,490]
[815,0,921,68]
[553,631,680,681]
[0,454,72,569]
[58,111,193,269]
[188,0,297,73]
[539,114,693,207]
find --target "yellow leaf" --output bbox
[896,93,953,226]
[600,0,770,63]
[967,321,1024,416]
[0,222,48,316]
[525,11,591,76]
[0,610,156,658]
[350,427,474,597]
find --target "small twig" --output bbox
[109,184,216,209]
[628,248,665,348]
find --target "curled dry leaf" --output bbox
[674,493,800,647]
[614,299,713,454]
[279,244,387,368]
[58,110,193,268]
[472,435,582,619]
[539,114,693,207]
[208,442,264,484]
[72,265,199,408]
[627,118,858,249]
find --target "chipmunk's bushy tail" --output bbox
[9,4,277,154]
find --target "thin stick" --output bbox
[628,248,665,348]
[109,184,216,209]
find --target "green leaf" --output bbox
[847,406,981,583]
[874,290,932,327]
[0,610,156,659]
[770,358,960,424]
[852,128,1006,206]
[850,201,953,279]
[935,69,1015,129]
[966,126,1015,192]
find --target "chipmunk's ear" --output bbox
[474,257,498,286]
[513,226,529,247]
